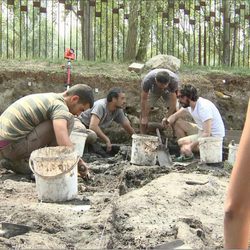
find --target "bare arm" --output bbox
[89,114,112,151]
[53,119,90,178]
[121,118,135,135]
[224,100,250,249]
[53,119,73,146]
[164,108,188,126]
[140,90,149,121]
[167,92,177,117]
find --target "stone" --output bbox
[128,63,145,73]
[145,54,181,73]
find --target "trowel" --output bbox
[156,128,173,167]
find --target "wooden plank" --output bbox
[128,63,144,73]
[95,11,101,17]
[20,6,28,12]
[162,12,168,18]
[112,8,119,14]
[65,4,72,10]
[40,7,46,13]
[7,0,14,5]
[33,1,40,8]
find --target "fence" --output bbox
[0,0,249,67]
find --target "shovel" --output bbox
[156,128,172,167]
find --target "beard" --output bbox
[180,99,190,108]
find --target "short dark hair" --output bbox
[180,84,198,101]
[107,87,124,102]
[66,84,94,107]
[155,71,170,84]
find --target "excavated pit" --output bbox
[0,66,249,248]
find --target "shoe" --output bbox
[0,158,14,170]
[174,154,194,162]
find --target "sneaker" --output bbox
[174,154,194,162]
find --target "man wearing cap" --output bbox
[140,68,180,134]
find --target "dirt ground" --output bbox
[0,61,249,249]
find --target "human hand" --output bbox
[167,115,176,125]
[161,117,170,128]
[141,117,148,125]
[78,158,90,179]
[106,140,112,152]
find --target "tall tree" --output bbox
[0,0,2,57]
[231,23,239,66]
[124,0,139,61]
[80,0,94,60]
[222,0,230,66]
[136,0,155,61]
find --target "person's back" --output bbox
[142,68,179,94]
[0,93,71,141]
[0,84,94,175]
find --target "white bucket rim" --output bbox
[70,131,88,137]
[132,134,159,142]
[198,136,223,143]
[29,156,79,179]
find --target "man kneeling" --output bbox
[162,84,225,162]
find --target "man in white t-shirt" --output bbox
[162,84,225,162]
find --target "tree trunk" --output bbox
[231,23,238,66]
[0,0,2,57]
[80,0,94,60]
[135,0,154,61]
[124,0,139,61]
[222,0,230,66]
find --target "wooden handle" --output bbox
[156,128,163,145]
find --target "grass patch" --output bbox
[181,64,250,76]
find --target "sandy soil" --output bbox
[0,151,230,249]
[0,61,248,248]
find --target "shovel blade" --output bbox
[157,147,172,167]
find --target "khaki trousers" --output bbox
[0,119,74,174]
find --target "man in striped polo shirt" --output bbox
[0,84,94,177]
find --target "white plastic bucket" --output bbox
[228,142,239,165]
[70,131,88,157]
[198,137,223,163]
[131,134,159,166]
[29,146,79,202]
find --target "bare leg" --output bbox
[173,118,197,139]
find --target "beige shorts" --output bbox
[178,122,200,144]
[148,91,171,108]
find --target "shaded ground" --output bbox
[0,61,249,248]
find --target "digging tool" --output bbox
[156,128,173,167]
[154,239,185,249]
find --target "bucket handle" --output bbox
[29,156,80,179]
[144,142,158,152]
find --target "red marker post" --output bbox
[64,48,75,90]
